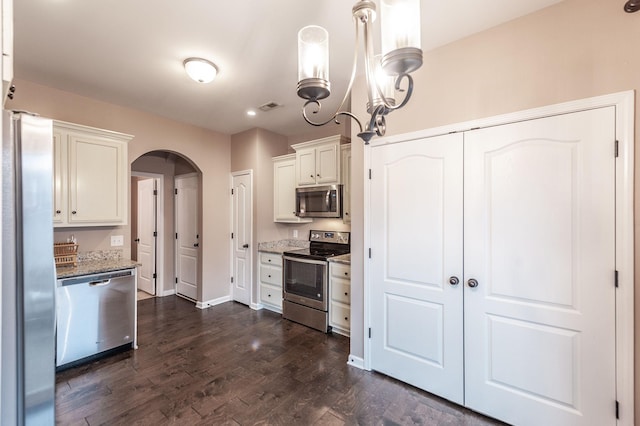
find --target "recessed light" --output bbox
[247,110,257,117]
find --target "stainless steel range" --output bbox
[282,230,350,333]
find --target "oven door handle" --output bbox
[283,255,327,265]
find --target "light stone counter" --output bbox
[257,239,309,255]
[328,253,351,265]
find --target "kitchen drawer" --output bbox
[331,278,351,304]
[260,252,282,267]
[330,303,350,330]
[260,283,282,308]
[331,263,350,279]
[260,265,282,286]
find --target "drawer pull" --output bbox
[268,259,271,262]
[344,272,348,276]
[268,294,271,297]
[344,317,348,321]
[345,292,348,296]
[268,274,271,278]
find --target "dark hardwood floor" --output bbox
[55,296,504,425]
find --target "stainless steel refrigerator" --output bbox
[1,111,55,425]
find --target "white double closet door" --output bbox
[370,107,616,425]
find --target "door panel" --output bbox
[232,172,252,306]
[137,178,156,295]
[175,175,199,300]
[370,133,464,404]
[464,107,616,425]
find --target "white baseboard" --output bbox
[196,295,232,309]
[250,302,263,310]
[160,289,176,297]
[347,354,365,370]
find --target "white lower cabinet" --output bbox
[258,252,282,312]
[329,262,350,336]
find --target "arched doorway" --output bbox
[130,150,202,303]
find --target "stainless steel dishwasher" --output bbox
[56,268,136,368]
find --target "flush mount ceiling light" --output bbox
[297,0,423,143]
[183,57,218,83]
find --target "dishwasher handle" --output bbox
[89,279,111,287]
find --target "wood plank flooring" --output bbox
[55,296,505,425]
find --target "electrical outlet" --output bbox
[111,235,124,247]
[293,230,298,238]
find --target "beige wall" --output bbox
[350,0,639,412]
[10,79,232,304]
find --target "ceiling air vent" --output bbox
[258,101,282,112]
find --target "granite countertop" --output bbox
[56,259,139,279]
[257,239,309,255]
[329,253,351,264]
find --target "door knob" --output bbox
[193,243,199,247]
[134,238,140,243]
[448,276,459,286]
[467,278,479,288]
[242,243,249,249]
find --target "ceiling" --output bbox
[14,0,562,138]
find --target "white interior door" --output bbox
[231,171,252,306]
[464,107,617,425]
[370,133,464,404]
[175,175,199,300]
[136,178,156,295]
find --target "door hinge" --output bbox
[174,188,178,195]
[615,140,619,158]
[231,188,234,195]
[368,248,372,258]
[616,400,619,419]
[152,273,157,279]
[175,277,178,284]
[368,169,372,180]
[615,270,619,288]
[153,189,157,195]
[368,328,372,338]
[153,231,157,237]
[175,233,178,239]
[231,232,234,239]
[231,276,234,283]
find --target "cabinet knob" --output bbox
[317,174,320,177]
[467,278,479,288]
[344,317,348,321]
[268,274,271,278]
[268,259,271,263]
[345,292,348,296]
[56,210,61,214]
[310,174,314,178]
[449,276,459,286]
[193,243,199,247]
[344,272,348,276]
[134,238,140,243]
[71,210,77,215]
[345,212,349,216]
[268,294,271,297]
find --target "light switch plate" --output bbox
[111,235,124,247]
[293,230,298,238]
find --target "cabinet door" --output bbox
[273,157,311,223]
[316,143,338,184]
[370,132,464,404]
[341,145,351,223]
[52,130,66,224]
[296,148,317,186]
[68,134,126,224]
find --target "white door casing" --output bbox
[136,178,156,295]
[463,107,616,425]
[370,133,464,403]
[175,174,199,301]
[231,171,252,306]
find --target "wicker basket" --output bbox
[54,242,78,267]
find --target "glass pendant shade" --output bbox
[380,0,423,75]
[297,25,331,100]
[368,55,395,113]
[184,58,218,83]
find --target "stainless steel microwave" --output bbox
[295,185,343,218]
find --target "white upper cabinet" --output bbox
[54,121,132,227]
[292,135,348,186]
[273,154,312,223]
[2,0,13,104]
[341,144,351,223]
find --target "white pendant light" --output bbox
[184,58,218,83]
